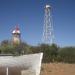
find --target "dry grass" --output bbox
[40,63,75,75]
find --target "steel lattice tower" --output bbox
[43,5,54,44]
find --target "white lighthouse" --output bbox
[12,25,21,45]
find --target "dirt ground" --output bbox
[40,63,75,75]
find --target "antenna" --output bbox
[42,4,54,45]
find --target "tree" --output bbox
[37,43,59,63]
[1,40,10,46]
[0,39,32,55]
[58,47,75,63]
[13,42,31,55]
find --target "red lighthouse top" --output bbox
[12,25,20,34]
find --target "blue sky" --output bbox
[0,0,75,46]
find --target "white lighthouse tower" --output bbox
[12,25,21,45]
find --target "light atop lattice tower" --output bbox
[43,4,54,45]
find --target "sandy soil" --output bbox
[40,63,75,75]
